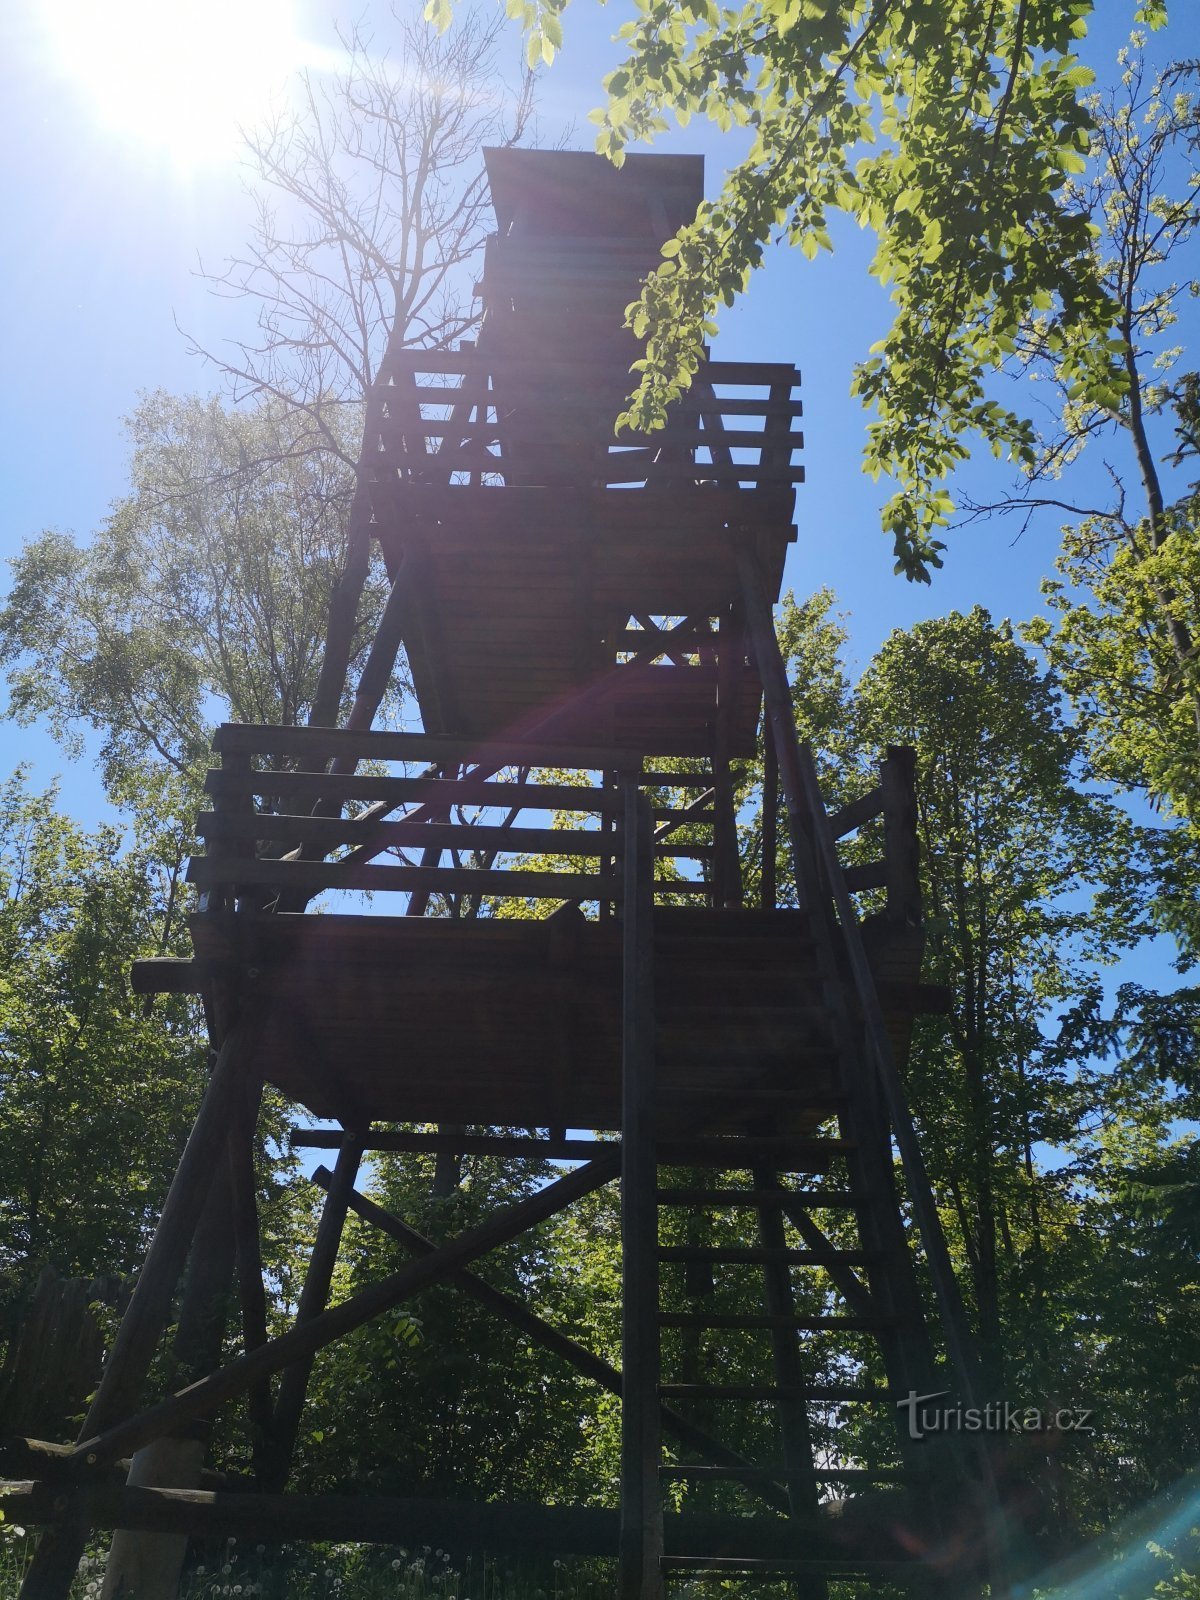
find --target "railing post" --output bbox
[880,745,920,928]
[619,774,663,1600]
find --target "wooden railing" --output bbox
[189,725,720,914]
[827,746,921,926]
[362,347,803,494]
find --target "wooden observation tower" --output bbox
[10,150,1000,1598]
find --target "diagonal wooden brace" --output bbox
[66,1153,621,1474]
[313,1167,792,1517]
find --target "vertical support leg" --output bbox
[20,1021,256,1600]
[753,1167,828,1600]
[711,607,743,909]
[260,1129,365,1492]
[761,725,778,912]
[619,778,663,1600]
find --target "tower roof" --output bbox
[483,147,704,239]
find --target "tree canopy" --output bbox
[429,0,1174,578]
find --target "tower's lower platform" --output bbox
[189,905,925,1133]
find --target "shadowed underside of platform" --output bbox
[189,906,924,1132]
[366,487,795,753]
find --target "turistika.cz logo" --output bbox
[896,1390,1095,1441]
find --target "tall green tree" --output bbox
[0,392,387,822]
[0,769,207,1299]
[431,0,1175,577]
[853,609,1144,1395]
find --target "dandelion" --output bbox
[392,1559,404,1570]
[256,1545,266,1555]
[222,1564,233,1575]
[197,1566,207,1576]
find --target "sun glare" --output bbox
[43,0,301,169]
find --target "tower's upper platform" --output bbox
[362,148,803,755]
[478,147,704,365]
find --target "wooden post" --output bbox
[711,606,743,909]
[762,723,778,912]
[880,745,920,928]
[20,1021,257,1600]
[736,545,984,1408]
[752,1170,828,1600]
[619,778,663,1600]
[70,1153,621,1471]
[261,1130,365,1492]
[314,1168,793,1515]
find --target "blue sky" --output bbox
[0,0,1190,864]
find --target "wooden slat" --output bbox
[293,1130,611,1159]
[657,1313,890,1331]
[205,769,617,812]
[656,1189,857,1207]
[186,856,624,900]
[841,860,889,893]
[828,786,884,839]
[196,813,611,856]
[211,723,640,771]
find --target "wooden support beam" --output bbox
[292,1130,611,1160]
[619,781,663,1600]
[312,1170,792,1516]
[752,1165,827,1594]
[227,1081,273,1461]
[5,1483,935,1571]
[761,730,778,911]
[261,1131,365,1493]
[67,1155,620,1472]
[827,786,884,841]
[881,746,921,927]
[736,546,984,1412]
[211,722,637,773]
[19,1022,259,1600]
[774,1196,874,1317]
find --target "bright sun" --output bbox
[43,0,301,169]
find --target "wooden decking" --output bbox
[188,906,925,1134]
[367,486,794,751]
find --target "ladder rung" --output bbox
[658,1383,808,1401]
[658,1246,869,1266]
[656,1188,859,1208]
[657,1137,853,1169]
[658,1382,896,1403]
[660,1464,909,1483]
[658,1312,889,1331]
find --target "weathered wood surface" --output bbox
[183,906,909,1132]
[360,486,794,755]
[3,1481,935,1568]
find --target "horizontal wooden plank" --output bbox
[205,770,618,813]
[186,856,624,900]
[842,860,889,893]
[658,1313,890,1331]
[376,351,799,384]
[188,856,707,900]
[292,1129,614,1159]
[130,958,209,996]
[656,1188,858,1207]
[196,813,613,856]
[6,1482,620,1555]
[210,723,642,771]
[828,786,884,839]
[378,423,801,453]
